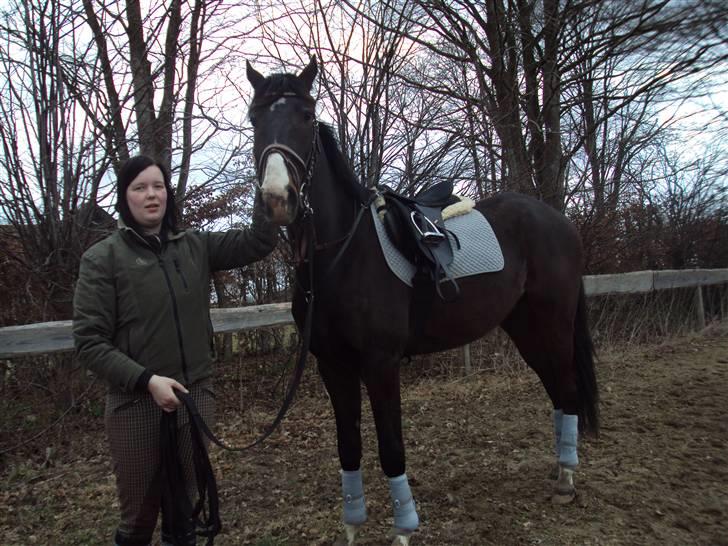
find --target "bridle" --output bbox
[254,109,374,267]
[255,102,320,218]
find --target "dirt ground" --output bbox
[1,323,727,545]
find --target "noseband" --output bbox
[257,119,320,215]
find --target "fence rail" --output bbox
[582,268,728,295]
[1,269,726,359]
[0,303,293,359]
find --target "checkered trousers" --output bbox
[105,380,216,545]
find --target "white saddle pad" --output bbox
[370,204,504,287]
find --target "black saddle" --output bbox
[390,180,459,209]
[377,181,461,301]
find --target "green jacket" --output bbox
[72,211,277,393]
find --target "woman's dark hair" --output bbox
[116,155,180,234]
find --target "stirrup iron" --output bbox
[410,211,445,245]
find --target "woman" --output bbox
[73,155,277,545]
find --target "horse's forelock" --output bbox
[251,73,315,108]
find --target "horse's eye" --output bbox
[303,111,314,123]
[249,116,257,128]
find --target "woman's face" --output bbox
[126,165,167,234]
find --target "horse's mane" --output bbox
[318,122,371,205]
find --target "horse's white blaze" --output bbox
[270,97,287,111]
[261,152,291,196]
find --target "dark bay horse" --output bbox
[246,57,598,545]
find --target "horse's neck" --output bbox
[310,156,360,250]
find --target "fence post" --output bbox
[461,344,471,375]
[695,286,705,330]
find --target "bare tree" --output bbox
[0,0,117,408]
[0,0,262,409]
[337,0,728,211]
[0,0,112,322]
[246,0,468,194]
[650,145,727,269]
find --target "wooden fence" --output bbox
[1,269,726,360]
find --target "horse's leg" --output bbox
[502,298,580,503]
[317,359,367,544]
[360,354,419,546]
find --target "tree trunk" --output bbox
[212,272,233,361]
[541,0,564,209]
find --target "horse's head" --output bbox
[246,57,319,225]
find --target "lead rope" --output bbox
[176,217,316,456]
[159,218,316,545]
[160,397,220,546]
[157,215,316,546]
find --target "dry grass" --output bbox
[0,287,726,545]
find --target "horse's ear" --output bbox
[298,55,318,92]
[246,60,265,90]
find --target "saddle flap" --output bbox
[379,195,458,300]
[371,202,505,294]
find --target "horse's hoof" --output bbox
[333,523,360,546]
[391,533,411,546]
[551,489,576,504]
[333,536,352,546]
[389,527,415,546]
[548,463,560,480]
[551,465,576,504]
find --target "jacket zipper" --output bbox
[159,257,190,384]
[173,258,189,290]
[125,228,190,383]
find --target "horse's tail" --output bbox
[574,280,599,436]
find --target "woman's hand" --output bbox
[148,374,188,412]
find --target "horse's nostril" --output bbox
[263,201,275,220]
[261,191,294,225]
[263,192,285,208]
[287,188,299,211]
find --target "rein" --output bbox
[173,118,321,460]
[160,394,221,545]
[171,224,315,455]
[320,195,374,278]
[158,240,315,544]
[172,116,367,453]
[158,114,373,544]
[248,117,372,441]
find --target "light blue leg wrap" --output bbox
[341,469,367,525]
[553,408,564,458]
[388,473,419,531]
[558,413,579,468]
